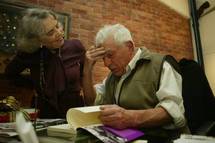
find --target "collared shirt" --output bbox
[95,48,185,129]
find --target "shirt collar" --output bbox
[127,48,142,71]
[121,47,152,77]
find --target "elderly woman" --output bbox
[5,8,85,118]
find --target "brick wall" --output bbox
[5,0,193,83]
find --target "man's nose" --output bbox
[103,57,112,67]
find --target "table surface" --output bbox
[0,128,151,143]
[0,127,173,143]
[0,129,98,143]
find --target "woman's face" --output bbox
[39,15,64,49]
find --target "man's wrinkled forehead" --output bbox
[102,36,117,49]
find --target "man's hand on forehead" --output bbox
[86,46,107,61]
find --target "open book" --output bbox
[47,106,144,143]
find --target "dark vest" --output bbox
[98,48,164,110]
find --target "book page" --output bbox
[66,106,102,129]
[75,106,101,113]
[47,124,75,134]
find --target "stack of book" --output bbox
[47,124,76,139]
[0,122,17,137]
[0,118,66,138]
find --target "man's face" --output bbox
[102,38,133,76]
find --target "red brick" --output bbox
[10,0,193,83]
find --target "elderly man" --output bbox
[83,24,189,141]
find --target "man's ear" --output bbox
[125,41,134,51]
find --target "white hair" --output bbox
[95,24,133,48]
[16,8,57,53]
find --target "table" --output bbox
[0,127,172,143]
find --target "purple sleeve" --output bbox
[65,39,86,77]
[4,52,34,87]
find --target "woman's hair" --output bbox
[95,24,133,48]
[16,8,57,53]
